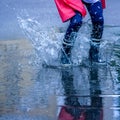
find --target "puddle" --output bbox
[0,2,120,119]
[0,37,120,120]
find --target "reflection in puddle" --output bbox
[0,34,120,120]
[57,65,106,120]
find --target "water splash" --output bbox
[16,10,91,66]
[16,9,120,67]
[17,10,62,66]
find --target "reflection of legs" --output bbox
[61,12,82,64]
[61,68,81,119]
[86,1,104,62]
[87,65,103,120]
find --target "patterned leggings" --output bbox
[63,1,104,44]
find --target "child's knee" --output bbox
[72,12,82,24]
[70,12,82,31]
[91,13,104,24]
[90,1,104,23]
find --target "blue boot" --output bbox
[61,41,72,65]
[89,40,100,62]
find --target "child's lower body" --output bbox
[61,1,104,64]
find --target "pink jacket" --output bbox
[54,0,106,22]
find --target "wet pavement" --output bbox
[0,1,120,119]
[0,26,120,120]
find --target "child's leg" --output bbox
[64,12,82,43]
[85,1,104,62]
[86,1,104,39]
[61,12,82,64]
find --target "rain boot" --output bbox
[89,39,100,62]
[61,40,73,65]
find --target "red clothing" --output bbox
[54,0,106,22]
[101,0,106,9]
[54,0,86,22]
[58,106,103,120]
[58,106,85,120]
